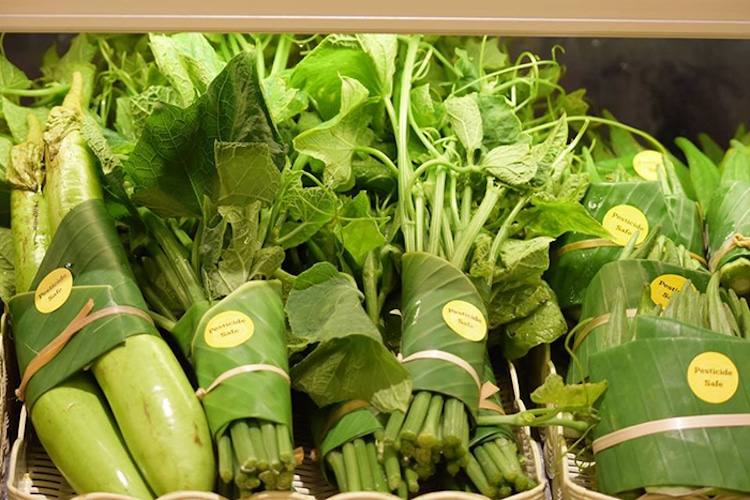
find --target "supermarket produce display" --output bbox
[0,32,748,500]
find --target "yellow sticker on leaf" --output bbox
[602,204,649,246]
[687,352,739,404]
[442,300,487,342]
[34,268,73,314]
[649,274,692,309]
[205,311,254,349]
[633,150,663,181]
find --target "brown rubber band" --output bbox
[709,232,750,272]
[572,308,639,351]
[552,238,708,266]
[478,381,505,415]
[195,363,290,400]
[593,413,750,454]
[16,300,154,401]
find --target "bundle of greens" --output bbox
[7,74,215,496]
[587,275,750,496]
[676,136,750,297]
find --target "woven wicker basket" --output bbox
[3,337,547,500]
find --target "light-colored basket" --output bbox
[5,359,547,500]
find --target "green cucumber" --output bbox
[30,374,155,499]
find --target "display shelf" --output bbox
[1,0,750,38]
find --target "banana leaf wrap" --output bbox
[705,180,750,295]
[312,402,383,460]
[546,182,704,313]
[172,279,291,437]
[588,322,750,495]
[567,260,711,383]
[400,252,488,418]
[9,199,157,408]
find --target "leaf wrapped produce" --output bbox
[588,327,750,496]
[706,180,750,296]
[6,116,153,498]
[567,259,711,382]
[546,180,705,315]
[10,75,214,495]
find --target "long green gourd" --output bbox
[9,115,154,498]
[42,72,215,495]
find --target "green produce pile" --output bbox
[0,32,747,500]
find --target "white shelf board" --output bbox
[1,0,750,38]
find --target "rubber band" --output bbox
[16,300,154,402]
[196,363,290,399]
[478,381,505,414]
[399,350,481,392]
[592,413,750,454]
[572,308,638,351]
[315,399,371,446]
[709,232,750,272]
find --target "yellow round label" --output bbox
[632,150,663,181]
[687,352,739,404]
[204,311,254,349]
[442,300,487,342]
[649,274,691,309]
[602,205,649,246]
[34,268,73,314]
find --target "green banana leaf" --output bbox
[9,199,156,408]
[400,252,488,418]
[546,182,704,313]
[706,180,750,296]
[588,328,750,495]
[633,316,747,343]
[567,260,711,383]
[175,279,291,437]
[312,402,383,459]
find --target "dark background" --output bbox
[4,34,750,151]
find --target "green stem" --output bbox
[395,35,422,253]
[427,167,447,255]
[276,424,295,472]
[230,420,257,473]
[366,441,388,493]
[486,193,528,286]
[271,267,297,288]
[363,251,382,327]
[475,411,593,434]
[465,452,497,498]
[400,391,432,443]
[248,421,269,471]
[451,181,505,270]
[0,84,70,97]
[354,439,374,491]
[383,445,402,491]
[473,445,503,486]
[261,421,282,472]
[416,393,444,449]
[326,451,348,492]
[218,431,235,483]
[270,34,293,76]
[356,146,399,177]
[342,442,362,492]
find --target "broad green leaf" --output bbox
[532,114,568,183]
[263,73,309,124]
[492,237,555,290]
[488,279,555,328]
[477,94,524,150]
[0,226,13,302]
[215,142,280,208]
[290,35,380,121]
[126,51,284,217]
[410,84,445,130]
[40,34,97,107]
[560,89,589,117]
[697,132,725,165]
[518,200,612,239]
[274,170,338,249]
[481,142,536,187]
[554,172,591,203]
[604,110,643,157]
[115,85,182,140]
[334,191,386,266]
[0,53,30,91]
[81,115,132,206]
[445,93,483,155]
[149,33,224,105]
[1,98,49,143]
[718,140,750,183]
[357,34,398,98]
[530,373,607,407]
[352,156,397,194]
[286,262,410,412]
[676,136,720,211]
[293,76,375,191]
[463,38,509,72]
[503,299,567,359]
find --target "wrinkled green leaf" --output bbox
[493,237,555,288]
[518,200,612,239]
[115,85,182,140]
[0,53,30,92]
[263,73,309,125]
[481,142,536,187]
[532,115,568,183]
[445,93,483,155]
[410,84,445,130]
[477,94,524,150]
[503,299,567,359]
[530,373,607,407]
[357,34,397,98]
[274,170,338,249]
[488,279,555,328]
[286,263,410,412]
[215,141,280,208]
[293,76,375,191]
[334,191,386,266]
